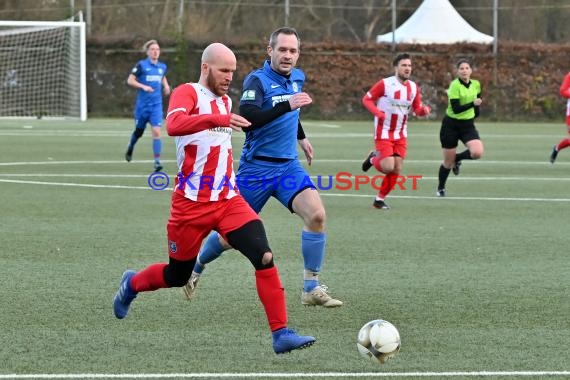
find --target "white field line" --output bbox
[0,173,150,178]
[0,160,176,166]
[1,173,570,182]
[0,132,130,137]
[1,178,570,203]
[0,371,569,378]
[320,193,570,202]
[0,159,569,166]
[0,179,150,190]
[0,130,564,139]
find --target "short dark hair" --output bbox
[269,27,300,49]
[456,58,471,68]
[393,53,411,67]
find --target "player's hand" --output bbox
[228,113,251,131]
[298,138,314,166]
[474,98,483,106]
[376,110,386,123]
[143,85,154,92]
[422,105,431,115]
[289,92,313,110]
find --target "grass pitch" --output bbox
[0,119,568,379]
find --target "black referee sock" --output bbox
[438,164,451,190]
[455,149,472,162]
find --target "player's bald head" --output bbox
[199,43,237,96]
[201,43,235,65]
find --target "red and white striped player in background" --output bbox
[112,42,315,354]
[361,53,431,210]
[550,72,570,164]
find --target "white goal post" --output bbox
[0,18,87,121]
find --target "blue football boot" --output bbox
[113,270,138,319]
[272,328,316,354]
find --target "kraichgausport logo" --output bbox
[147,172,422,192]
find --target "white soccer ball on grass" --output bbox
[356,319,401,364]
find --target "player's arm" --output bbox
[449,98,476,114]
[474,91,482,118]
[297,121,306,140]
[560,73,570,98]
[297,121,313,165]
[239,76,290,130]
[449,82,479,115]
[162,75,171,97]
[127,63,153,92]
[411,87,430,116]
[165,85,231,136]
[362,80,386,120]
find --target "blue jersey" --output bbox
[239,60,305,161]
[131,58,167,110]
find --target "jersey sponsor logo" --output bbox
[389,99,412,112]
[271,94,292,107]
[241,90,256,100]
[208,126,232,135]
[145,75,162,82]
[169,240,178,254]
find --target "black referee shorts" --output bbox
[439,116,480,149]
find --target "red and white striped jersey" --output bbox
[364,76,422,140]
[165,83,238,202]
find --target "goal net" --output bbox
[0,18,87,120]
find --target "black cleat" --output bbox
[436,188,446,197]
[125,146,133,162]
[372,199,390,210]
[154,161,163,172]
[549,145,558,164]
[452,161,462,176]
[362,151,376,172]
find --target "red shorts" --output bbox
[166,192,260,261]
[375,138,408,159]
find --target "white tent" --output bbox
[376,0,494,44]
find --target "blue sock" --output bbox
[301,230,326,292]
[194,232,225,274]
[153,138,162,161]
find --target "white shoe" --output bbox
[182,273,200,300]
[301,285,343,307]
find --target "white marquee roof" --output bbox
[377,0,494,44]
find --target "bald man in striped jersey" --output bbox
[112,42,315,354]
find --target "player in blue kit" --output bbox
[183,27,342,308]
[125,39,171,172]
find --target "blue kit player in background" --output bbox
[182,27,343,308]
[125,39,171,172]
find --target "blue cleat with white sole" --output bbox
[272,328,315,354]
[113,270,138,319]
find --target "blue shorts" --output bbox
[236,158,316,213]
[134,106,163,129]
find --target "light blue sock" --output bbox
[301,230,326,292]
[194,232,225,274]
[152,138,162,161]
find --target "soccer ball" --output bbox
[356,319,401,364]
